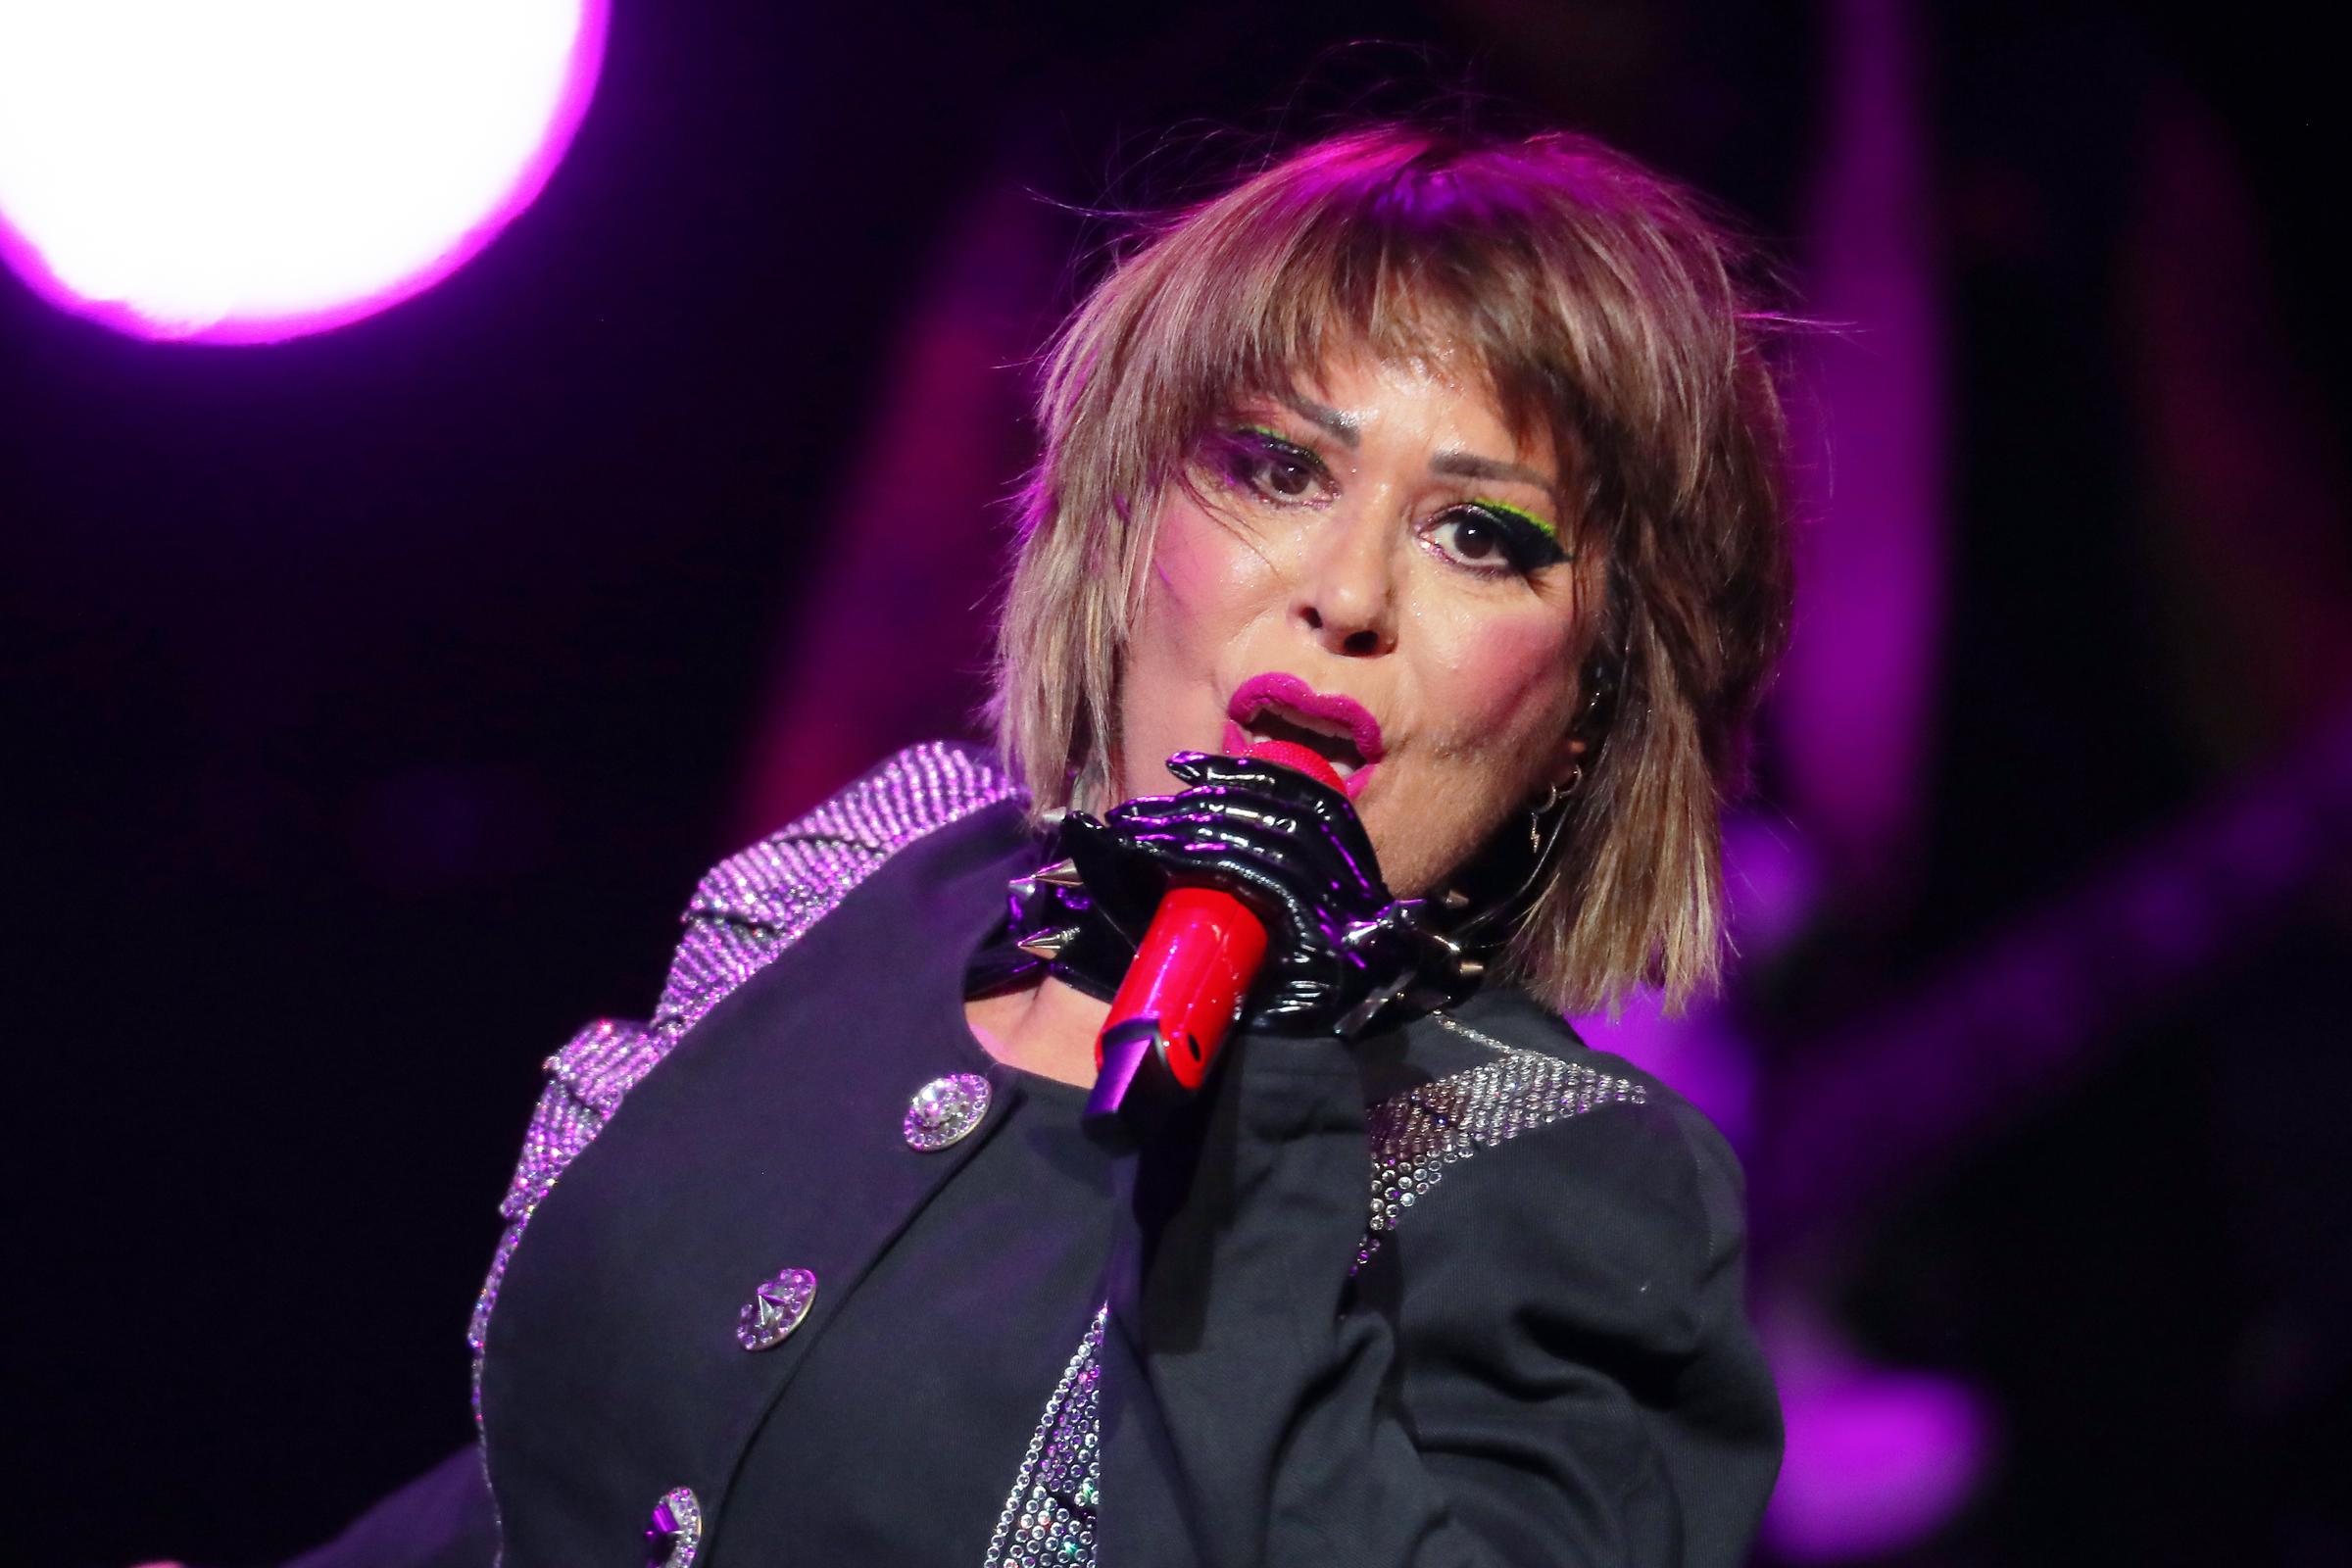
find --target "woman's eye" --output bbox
[1259,453,1318,498]
[1435,513,1508,564]
[1427,505,1568,576]
[1214,429,1327,504]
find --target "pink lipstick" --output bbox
[1224,672,1386,800]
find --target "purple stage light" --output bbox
[0,0,608,344]
[1765,1351,1992,1561]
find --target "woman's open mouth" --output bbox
[1223,672,1385,800]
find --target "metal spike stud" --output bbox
[1454,959,1486,980]
[1033,858,1085,888]
[1017,926,1078,961]
[1006,876,1040,902]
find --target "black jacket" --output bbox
[285,742,1780,1568]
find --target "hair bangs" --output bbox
[1109,142,1602,504]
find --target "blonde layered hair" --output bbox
[992,125,1794,1014]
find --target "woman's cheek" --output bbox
[1423,605,1580,755]
[1147,503,1272,653]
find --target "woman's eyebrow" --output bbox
[1431,449,1554,489]
[1277,393,1361,448]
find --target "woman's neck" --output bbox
[964,972,1111,1089]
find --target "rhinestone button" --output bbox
[903,1072,992,1151]
[736,1266,818,1351]
[645,1486,703,1568]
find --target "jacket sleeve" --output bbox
[271,1446,498,1568]
[1093,1034,1782,1568]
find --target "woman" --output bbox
[284,122,1793,1568]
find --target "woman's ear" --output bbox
[1545,730,1589,792]
[1550,650,1616,791]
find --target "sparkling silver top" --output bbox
[982,1306,1105,1568]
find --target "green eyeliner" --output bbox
[1224,431,1570,564]
[1471,498,1571,555]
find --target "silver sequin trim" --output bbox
[983,1305,1104,1568]
[468,741,1017,1411]
[1353,1011,1646,1271]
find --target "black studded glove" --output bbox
[1058,751,1484,1037]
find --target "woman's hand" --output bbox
[1060,751,1483,1036]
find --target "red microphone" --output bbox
[1085,739,1344,1120]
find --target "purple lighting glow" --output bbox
[0,0,608,344]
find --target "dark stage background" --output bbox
[9,4,2347,1565]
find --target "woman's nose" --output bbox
[1291,504,1398,658]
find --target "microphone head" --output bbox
[1241,737,1346,793]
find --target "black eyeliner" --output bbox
[1458,503,1572,571]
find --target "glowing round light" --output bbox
[0,0,608,343]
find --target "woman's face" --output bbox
[1116,348,1590,898]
